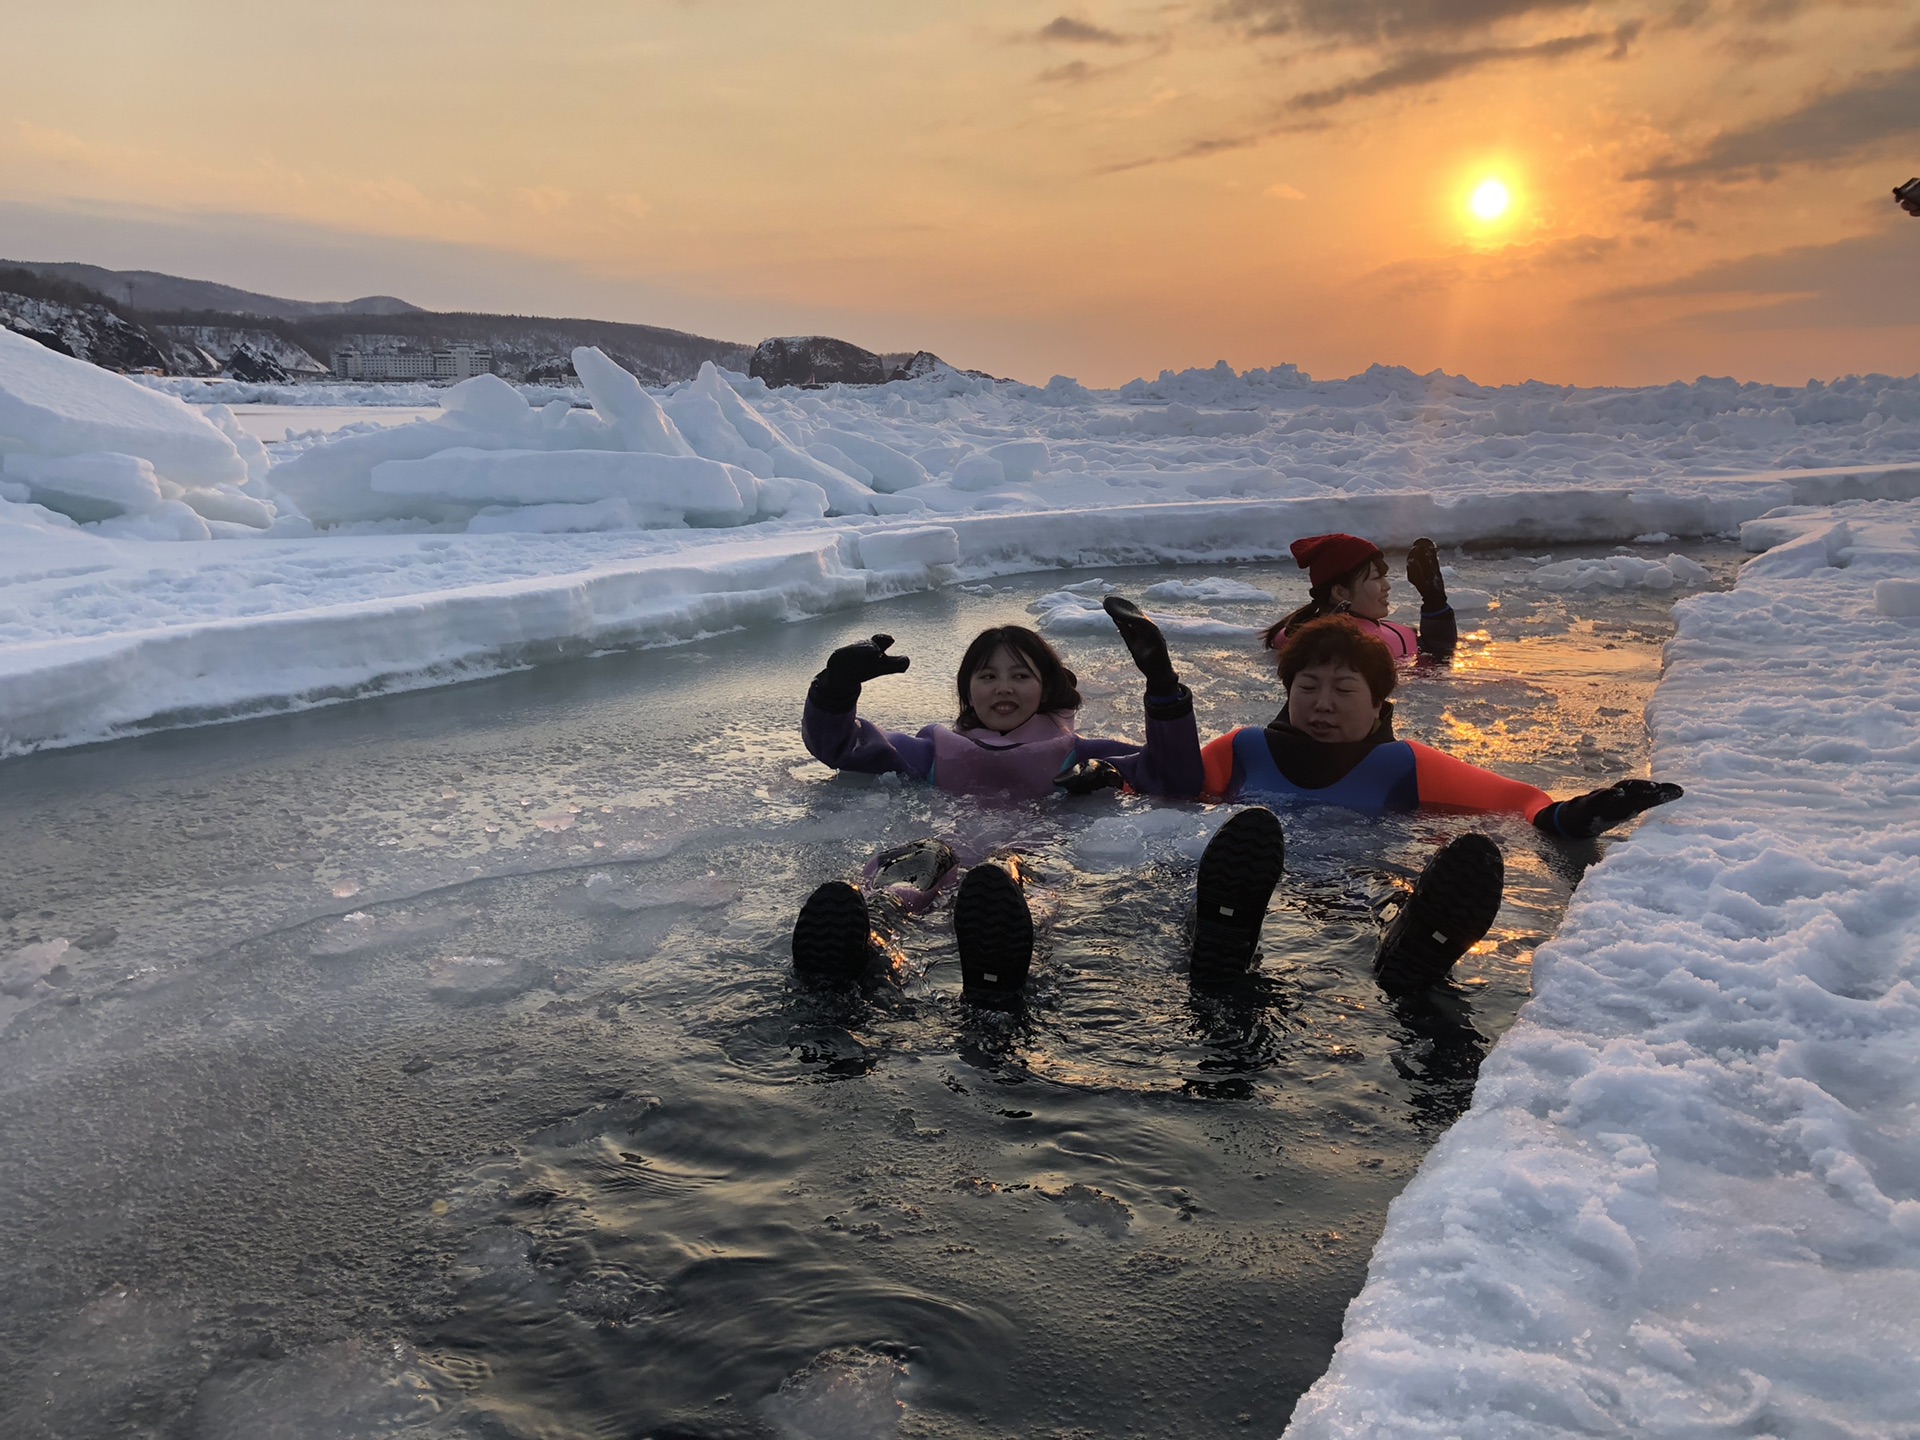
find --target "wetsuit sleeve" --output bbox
[1070,686,1205,798]
[801,694,935,781]
[1200,730,1241,800]
[1418,605,1457,658]
[1407,740,1553,819]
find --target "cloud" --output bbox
[1631,59,1920,179]
[1597,225,1920,328]
[1267,182,1307,199]
[1288,29,1609,109]
[1037,16,1131,44]
[1215,0,1591,42]
[1040,59,1100,83]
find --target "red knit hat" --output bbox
[1290,533,1384,590]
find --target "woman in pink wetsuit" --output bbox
[794,598,1204,1009]
[1263,532,1456,661]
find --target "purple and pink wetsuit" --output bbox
[803,687,1205,800]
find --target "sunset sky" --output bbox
[5,1,1917,387]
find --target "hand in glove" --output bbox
[1406,538,1449,610]
[1056,758,1126,795]
[1543,779,1684,838]
[813,633,910,712]
[1102,596,1180,695]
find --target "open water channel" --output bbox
[0,542,1741,1438]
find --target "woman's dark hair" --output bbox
[1260,554,1389,650]
[954,625,1081,728]
[1277,616,1398,706]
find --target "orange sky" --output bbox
[4,1,1917,386]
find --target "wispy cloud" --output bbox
[1037,15,1133,45]
[1630,59,1920,179]
[1289,29,1611,109]
[1215,0,1591,42]
[1597,225,1920,328]
[1039,59,1096,83]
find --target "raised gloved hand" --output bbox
[1056,758,1127,795]
[813,633,910,712]
[1407,538,1449,610]
[1544,779,1684,838]
[1102,596,1179,695]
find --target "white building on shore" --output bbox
[331,344,492,381]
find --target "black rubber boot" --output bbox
[954,862,1033,1009]
[792,880,873,986]
[1190,807,1285,991]
[1374,833,1505,994]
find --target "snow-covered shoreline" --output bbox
[1285,501,1920,1438]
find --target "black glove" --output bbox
[1407,538,1449,610]
[1056,758,1127,795]
[812,633,910,712]
[1540,779,1684,838]
[1102,596,1179,695]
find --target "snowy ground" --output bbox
[4,333,1920,1434]
[1288,502,1920,1438]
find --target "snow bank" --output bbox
[0,327,278,538]
[8,349,1920,753]
[0,530,881,755]
[1286,499,1920,1439]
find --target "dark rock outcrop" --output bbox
[887,350,948,382]
[0,289,171,372]
[750,336,887,388]
[224,345,291,383]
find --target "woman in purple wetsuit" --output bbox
[793,597,1204,1007]
[1263,532,1457,661]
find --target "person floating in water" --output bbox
[792,598,1203,1007]
[1263,532,1457,661]
[1189,616,1682,994]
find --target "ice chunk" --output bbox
[571,346,695,456]
[988,438,1049,483]
[372,448,757,527]
[3,451,163,521]
[817,428,932,493]
[1874,577,1920,617]
[761,1348,906,1440]
[660,388,776,476]
[467,497,638,534]
[806,439,875,485]
[437,372,539,440]
[949,452,1007,491]
[92,498,214,542]
[0,326,247,489]
[1140,577,1274,603]
[687,363,875,515]
[855,524,959,572]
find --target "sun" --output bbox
[1469,177,1511,222]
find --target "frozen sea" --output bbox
[2,335,1919,1436]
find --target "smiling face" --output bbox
[1330,559,1392,620]
[967,644,1045,733]
[1287,660,1385,744]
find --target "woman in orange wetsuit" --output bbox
[1206,616,1677,832]
[1184,617,1682,995]
[1262,532,1456,662]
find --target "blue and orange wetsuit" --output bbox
[1202,708,1592,835]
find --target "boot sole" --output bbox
[1191,808,1285,991]
[792,880,872,985]
[955,863,1033,1008]
[1375,833,1504,994]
